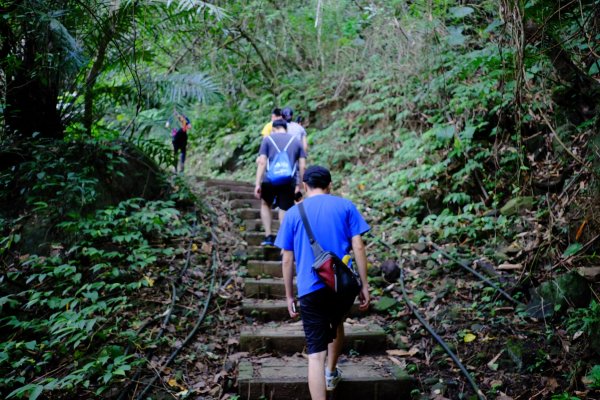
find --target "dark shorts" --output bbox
[299,287,356,354]
[172,131,187,153]
[260,181,295,211]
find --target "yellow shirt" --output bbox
[261,121,272,137]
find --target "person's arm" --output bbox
[296,157,306,194]
[302,135,308,155]
[282,250,299,318]
[255,155,267,199]
[351,235,370,311]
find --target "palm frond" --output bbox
[151,72,221,104]
[46,16,86,72]
[162,0,228,19]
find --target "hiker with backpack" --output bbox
[169,113,191,173]
[282,107,308,154]
[254,119,306,246]
[274,165,371,399]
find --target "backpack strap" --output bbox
[267,135,282,153]
[283,136,296,152]
[298,203,324,257]
[284,136,298,177]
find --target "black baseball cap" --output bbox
[282,107,293,122]
[303,165,332,189]
[272,119,287,129]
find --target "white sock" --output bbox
[325,368,336,377]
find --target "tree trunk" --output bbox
[3,32,63,139]
[83,25,113,135]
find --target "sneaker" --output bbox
[260,235,275,246]
[325,368,342,391]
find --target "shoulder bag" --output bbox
[298,202,361,297]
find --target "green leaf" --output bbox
[7,384,43,400]
[447,26,466,46]
[24,341,37,351]
[589,62,599,75]
[562,243,583,258]
[449,6,474,18]
[433,124,455,140]
[374,296,397,312]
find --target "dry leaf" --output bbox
[495,394,514,400]
[202,242,212,253]
[167,378,186,391]
[497,263,523,270]
[386,347,419,357]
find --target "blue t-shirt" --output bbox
[275,194,370,297]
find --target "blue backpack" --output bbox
[266,136,297,185]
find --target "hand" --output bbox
[254,184,261,200]
[287,297,299,318]
[358,285,370,311]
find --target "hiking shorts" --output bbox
[299,287,356,354]
[260,181,295,211]
[172,131,187,153]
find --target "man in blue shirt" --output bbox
[275,165,370,399]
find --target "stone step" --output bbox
[240,320,388,354]
[244,219,280,233]
[238,208,279,220]
[238,355,415,399]
[242,299,293,321]
[244,232,282,246]
[230,198,262,210]
[247,260,283,278]
[247,246,282,261]
[242,298,365,322]
[200,180,254,193]
[226,190,257,200]
[202,178,254,188]
[244,278,291,299]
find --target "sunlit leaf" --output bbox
[562,243,583,258]
[464,333,476,343]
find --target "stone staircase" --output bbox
[203,179,415,399]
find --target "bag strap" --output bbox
[267,135,282,153]
[283,136,295,152]
[298,202,324,256]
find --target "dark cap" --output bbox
[282,107,293,122]
[272,119,287,130]
[303,165,331,189]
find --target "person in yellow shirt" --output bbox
[261,108,283,137]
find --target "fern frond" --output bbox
[165,0,227,19]
[47,17,86,71]
[150,72,220,103]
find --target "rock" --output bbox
[381,260,400,282]
[430,381,448,396]
[577,267,600,282]
[526,271,591,318]
[500,196,535,216]
[412,242,428,253]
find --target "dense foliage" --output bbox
[1,0,600,398]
